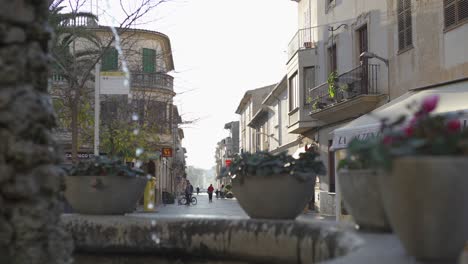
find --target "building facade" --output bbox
[286,0,468,216]
[50,17,186,205]
[214,121,240,187]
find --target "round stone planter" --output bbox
[338,169,391,232]
[378,156,468,261]
[65,175,148,215]
[232,173,315,220]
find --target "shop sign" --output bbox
[161,147,173,157]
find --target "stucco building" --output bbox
[286,0,468,216]
[50,16,186,205]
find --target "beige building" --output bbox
[286,0,468,216]
[236,85,276,153]
[51,17,185,205]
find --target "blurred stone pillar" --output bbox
[0,0,73,263]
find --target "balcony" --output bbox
[60,15,98,28]
[308,64,386,124]
[131,72,174,93]
[287,27,316,62]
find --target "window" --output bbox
[303,67,315,105]
[142,48,156,73]
[288,72,299,111]
[357,25,368,61]
[328,44,337,74]
[444,0,468,29]
[101,47,118,71]
[397,0,412,51]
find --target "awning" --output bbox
[331,79,468,150]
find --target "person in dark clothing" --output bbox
[220,184,225,199]
[196,186,200,195]
[185,181,193,206]
[215,189,219,199]
[207,184,214,202]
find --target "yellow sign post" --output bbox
[144,177,156,212]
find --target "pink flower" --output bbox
[383,136,394,145]
[422,95,439,113]
[447,119,461,133]
[404,126,414,137]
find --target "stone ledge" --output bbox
[323,232,456,264]
[61,214,363,264]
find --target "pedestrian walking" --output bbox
[196,186,200,195]
[220,184,225,199]
[207,184,214,203]
[215,189,219,199]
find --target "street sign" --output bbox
[161,147,173,157]
[225,159,232,167]
[100,71,129,95]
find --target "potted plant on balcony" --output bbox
[337,138,391,232]
[327,71,338,102]
[64,156,148,214]
[372,95,468,261]
[229,148,326,220]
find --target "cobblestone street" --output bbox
[132,193,334,223]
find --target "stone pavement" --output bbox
[132,193,335,223]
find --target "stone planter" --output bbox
[65,175,148,215]
[232,174,315,219]
[378,156,468,261]
[338,169,391,232]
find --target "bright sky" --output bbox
[103,0,298,170]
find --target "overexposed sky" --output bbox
[103,0,298,169]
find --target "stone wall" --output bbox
[0,0,73,263]
[319,191,336,216]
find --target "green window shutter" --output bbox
[142,48,156,73]
[101,48,118,71]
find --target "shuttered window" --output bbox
[444,0,468,29]
[101,47,118,71]
[142,48,156,73]
[289,72,299,111]
[397,0,412,51]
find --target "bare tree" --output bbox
[49,0,173,163]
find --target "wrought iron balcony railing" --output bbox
[308,64,380,112]
[131,72,174,92]
[50,72,174,92]
[287,27,316,62]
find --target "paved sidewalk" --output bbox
[132,193,335,223]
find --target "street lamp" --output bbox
[360,52,389,67]
[360,51,390,102]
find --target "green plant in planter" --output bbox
[67,156,145,177]
[229,148,326,185]
[339,136,381,170]
[344,97,468,171]
[365,95,468,170]
[327,71,338,100]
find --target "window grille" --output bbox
[397,0,412,51]
[444,0,468,29]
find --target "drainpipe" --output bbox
[334,151,341,222]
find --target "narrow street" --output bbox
[132,193,334,223]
